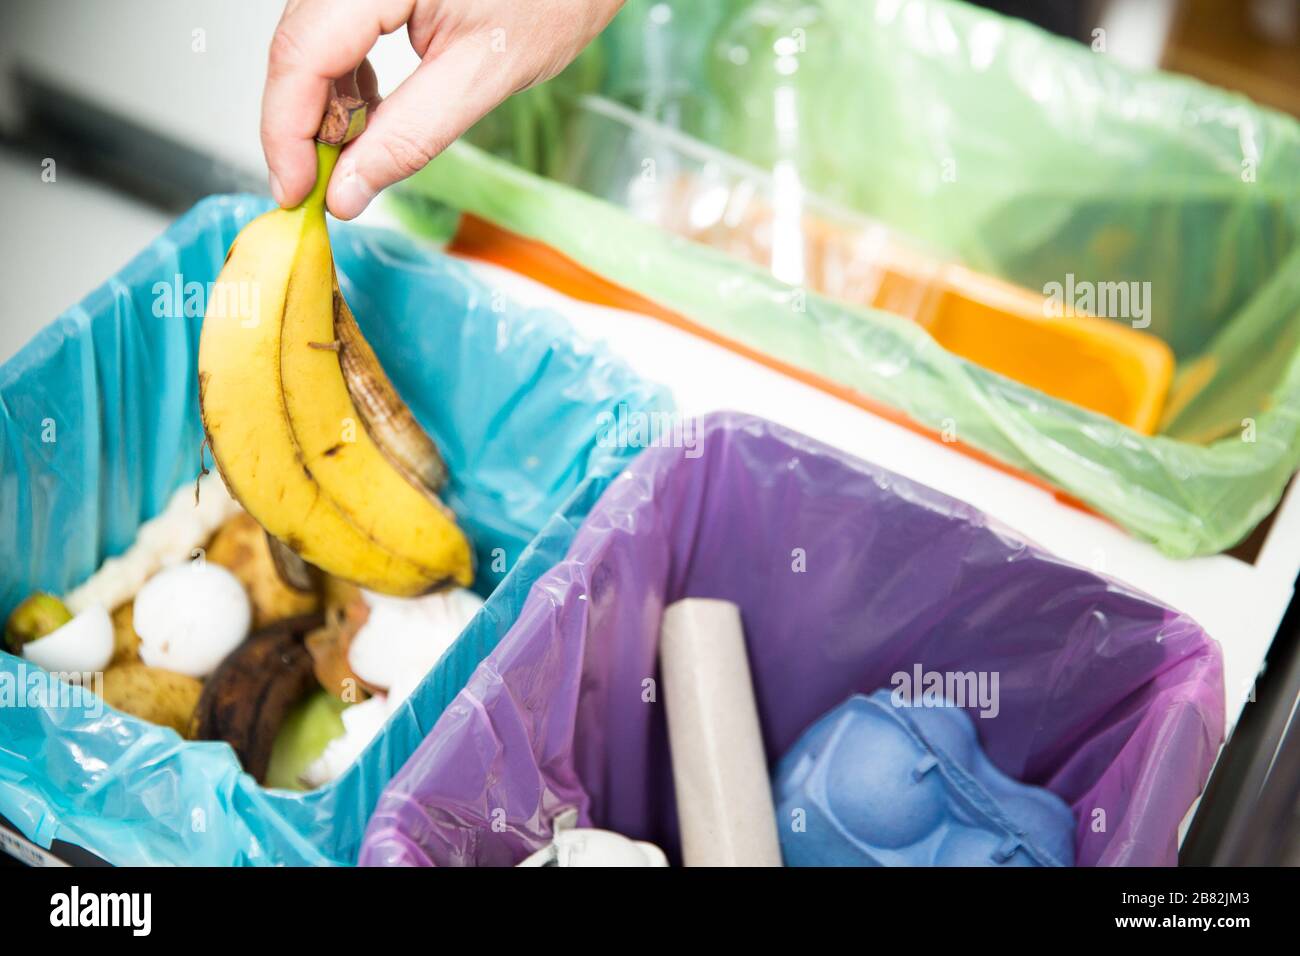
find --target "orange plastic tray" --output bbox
[875,256,1173,434]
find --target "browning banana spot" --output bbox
[195,435,212,505]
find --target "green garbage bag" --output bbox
[390,0,1300,557]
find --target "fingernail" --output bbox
[329,158,375,220]
[268,170,285,206]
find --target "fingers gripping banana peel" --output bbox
[198,94,472,596]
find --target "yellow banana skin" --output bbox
[279,154,470,585]
[198,142,472,595]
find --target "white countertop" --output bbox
[0,150,172,363]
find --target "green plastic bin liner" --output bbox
[390,0,1300,557]
[0,194,668,865]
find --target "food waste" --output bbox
[2,93,485,788]
[4,481,483,788]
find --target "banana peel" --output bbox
[197,92,473,597]
[191,613,324,783]
[333,296,448,494]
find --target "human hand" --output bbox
[262,0,623,219]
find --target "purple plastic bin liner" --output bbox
[360,412,1225,867]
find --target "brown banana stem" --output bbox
[317,89,367,146]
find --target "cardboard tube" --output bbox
[659,598,782,866]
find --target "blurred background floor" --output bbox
[0,148,170,362]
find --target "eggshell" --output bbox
[22,605,114,676]
[134,563,251,677]
[348,588,484,691]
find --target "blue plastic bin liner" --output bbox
[774,692,1075,867]
[0,194,669,865]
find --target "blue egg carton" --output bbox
[774,691,1075,867]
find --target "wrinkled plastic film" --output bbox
[485,0,1300,395]
[0,194,669,865]
[360,413,1225,868]
[391,0,1300,556]
[549,94,1175,435]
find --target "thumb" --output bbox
[326,40,516,220]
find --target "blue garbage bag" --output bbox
[0,194,669,865]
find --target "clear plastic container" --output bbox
[553,94,1173,433]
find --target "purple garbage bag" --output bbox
[360,412,1225,867]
